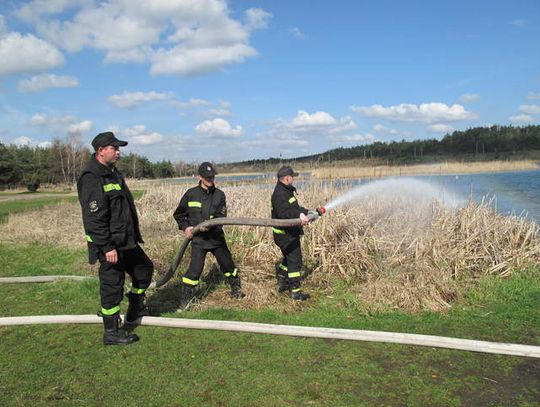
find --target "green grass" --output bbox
[1,243,540,406]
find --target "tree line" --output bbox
[0,138,187,191]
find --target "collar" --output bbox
[89,155,115,176]
[278,180,296,193]
[198,181,216,194]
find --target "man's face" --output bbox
[282,175,294,185]
[200,175,215,188]
[98,145,120,165]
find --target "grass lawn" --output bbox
[1,243,539,406]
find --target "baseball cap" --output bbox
[277,166,299,178]
[91,132,128,150]
[198,162,218,177]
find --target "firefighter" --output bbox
[77,131,154,345]
[173,162,245,309]
[271,166,315,300]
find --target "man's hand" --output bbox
[105,249,118,264]
[299,213,309,226]
[184,226,194,239]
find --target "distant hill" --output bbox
[220,125,540,172]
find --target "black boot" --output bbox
[125,292,149,324]
[102,313,139,345]
[275,263,289,293]
[290,289,310,301]
[228,276,246,299]
[179,284,196,310]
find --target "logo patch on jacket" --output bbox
[89,200,99,213]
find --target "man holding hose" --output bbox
[271,166,316,301]
[173,162,245,309]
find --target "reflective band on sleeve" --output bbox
[182,277,199,286]
[279,263,288,271]
[85,235,93,242]
[103,183,122,192]
[188,201,202,208]
[272,227,286,234]
[288,272,301,278]
[291,288,301,293]
[101,306,120,315]
[131,287,145,294]
[224,268,238,278]
[288,196,297,204]
[210,215,214,219]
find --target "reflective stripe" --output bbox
[85,235,93,242]
[224,268,238,278]
[188,201,202,208]
[291,288,301,293]
[210,215,214,219]
[288,272,301,278]
[182,277,199,286]
[279,263,288,271]
[101,306,120,315]
[131,287,145,294]
[288,196,296,204]
[272,227,285,234]
[103,183,121,192]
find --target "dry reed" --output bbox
[2,180,539,313]
[312,160,539,179]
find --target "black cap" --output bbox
[91,132,128,150]
[198,162,218,177]
[277,166,299,179]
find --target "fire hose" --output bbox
[154,208,326,288]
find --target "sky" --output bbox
[0,0,539,163]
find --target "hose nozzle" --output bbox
[316,207,326,216]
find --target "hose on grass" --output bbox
[1,314,539,359]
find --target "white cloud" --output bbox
[527,92,540,100]
[289,27,305,40]
[108,91,172,109]
[195,118,243,138]
[28,113,48,126]
[28,0,268,76]
[18,74,78,92]
[68,120,92,136]
[245,8,272,30]
[15,0,91,22]
[427,124,454,133]
[121,125,164,145]
[330,133,375,144]
[0,32,64,76]
[509,114,534,125]
[11,136,51,148]
[519,104,540,115]
[351,102,475,123]
[373,123,398,135]
[290,110,356,134]
[459,93,480,103]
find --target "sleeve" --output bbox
[213,191,227,219]
[273,191,308,219]
[77,173,115,253]
[173,191,190,230]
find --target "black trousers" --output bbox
[183,244,236,286]
[98,245,154,310]
[274,235,303,290]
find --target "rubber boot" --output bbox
[102,313,139,345]
[275,263,289,293]
[290,289,310,301]
[125,292,149,324]
[228,276,246,299]
[179,284,196,310]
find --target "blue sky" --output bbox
[0,0,539,163]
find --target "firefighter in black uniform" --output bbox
[271,166,316,300]
[77,132,154,345]
[173,162,245,309]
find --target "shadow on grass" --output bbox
[146,262,226,316]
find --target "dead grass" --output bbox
[2,181,539,313]
[312,160,539,179]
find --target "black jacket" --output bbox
[271,181,308,237]
[77,156,142,264]
[173,183,227,249]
